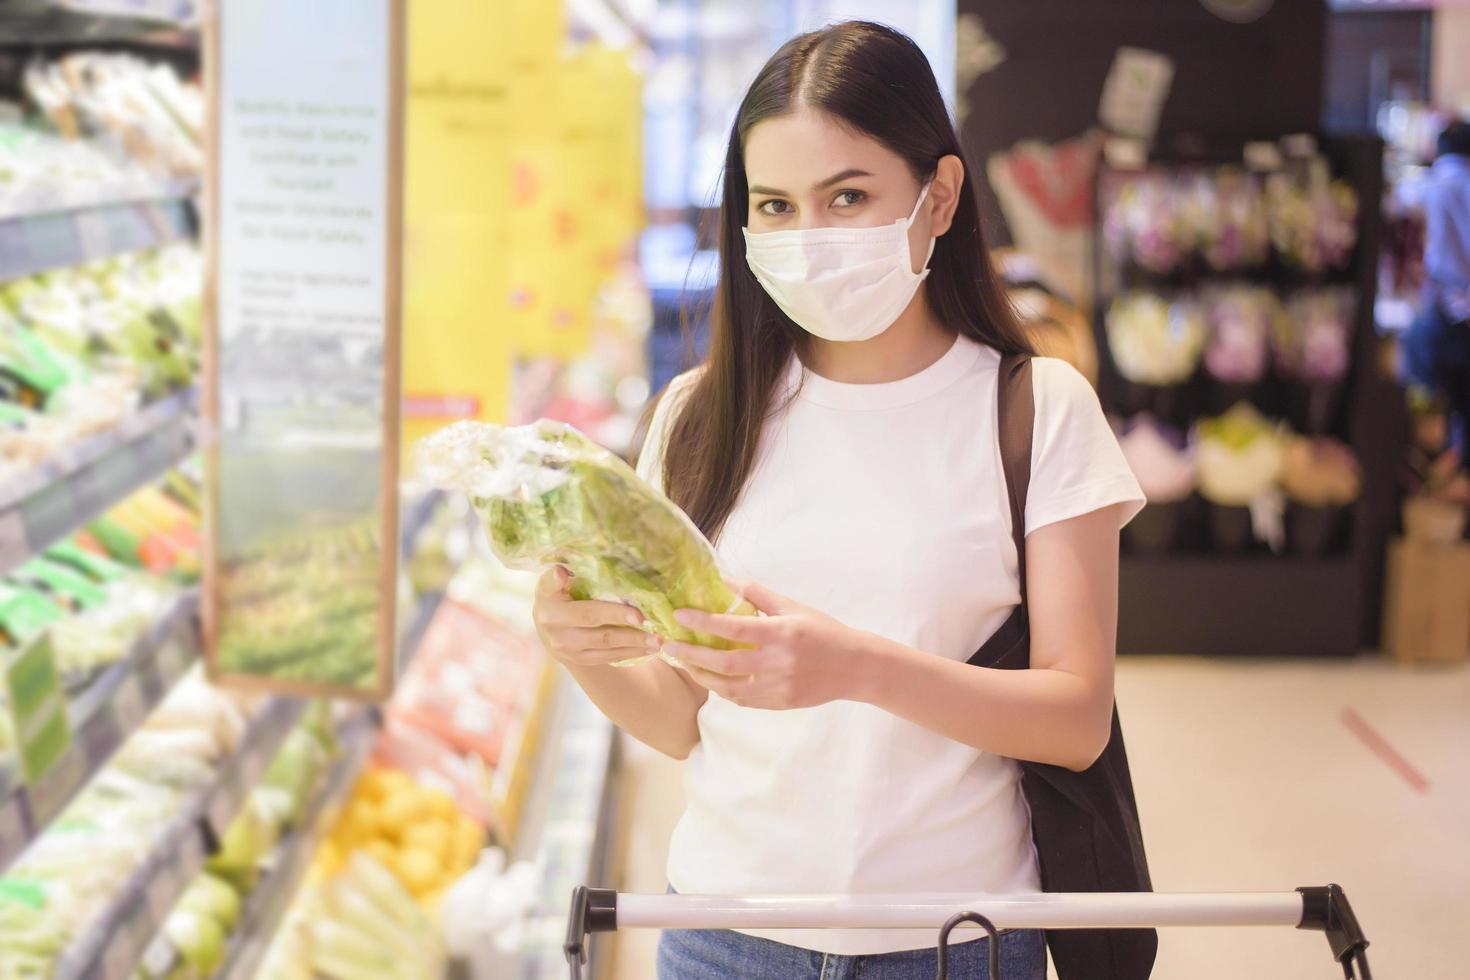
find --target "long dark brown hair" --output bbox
[660,20,1033,542]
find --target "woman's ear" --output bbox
[928,154,965,237]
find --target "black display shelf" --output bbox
[1118,555,1361,658]
[1093,134,1398,656]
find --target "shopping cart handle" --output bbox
[565,884,1373,980]
[564,886,617,980]
[1296,884,1372,978]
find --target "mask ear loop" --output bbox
[906,181,938,276]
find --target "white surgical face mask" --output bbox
[742,183,935,343]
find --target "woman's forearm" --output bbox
[854,635,1113,772]
[564,657,706,760]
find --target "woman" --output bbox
[534,21,1149,980]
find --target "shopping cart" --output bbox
[563,884,1372,980]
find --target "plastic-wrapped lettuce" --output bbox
[415,420,752,665]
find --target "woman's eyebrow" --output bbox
[748,168,874,197]
[814,167,872,189]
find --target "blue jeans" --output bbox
[657,925,1048,980]
[1402,291,1470,464]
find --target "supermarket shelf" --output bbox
[0,1,199,46]
[0,385,199,576]
[0,190,196,284]
[398,586,446,677]
[50,0,198,24]
[400,487,447,556]
[495,681,619,979]
[0,589,198,871]
[52,694,306,980]
[0,488,446,868]
[137,584,454,978]
[1118,554,1364,657]
[190,707,378,980]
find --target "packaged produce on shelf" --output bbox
[1103,171,1189,274]
[1104,157,1357,275]
[0,668,266,976]
[126,708,336,980]
[0,885,68,977]
[1276,288,1356,384]
[256,852,447,980]
[150,873,240,978]
[5,244,203,399]
[416,419,753,666]
[1194,403,1287,508]
[23,53,203,181]
[0,536,179,686]
[1117,416,1197,556]
[1192,168,1270,271]
[0,243,202,473]
[0,313,91,412]
[1118,417,1196,505]
[1105,291,1207,386]
[1202,285,1281,385]
[86,475,204,582]
[0,770,194,971]
[0,123,165,216]
[444,546,539,636]
[389,599,542,767]
[1281,437,1362,508]
[1281,436,1361,555]
[315,765,485,909]
[440,848,541,964]
[1265,161,1358,275]
[378,575,554,839]
[369,716,492,828]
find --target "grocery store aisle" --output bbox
[602,655,1470,979]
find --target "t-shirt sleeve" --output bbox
[635,369,700,493]
[1025,357,1146,534]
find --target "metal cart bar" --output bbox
[614,890,1304,930]
[564,884,1372,980]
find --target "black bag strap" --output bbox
[996,353,1035,608]
[988,351,1158,980]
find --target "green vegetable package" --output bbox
[415,420,751,664]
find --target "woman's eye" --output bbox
[833,190,866,207]
[758,199,792,216]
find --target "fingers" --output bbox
[537,592,646,630]
[561,625,656,653]
[665,641,761,677]
[560,645,655,667]
[536,566,569,600]
[735,580,793,616]
[681,663,787,708]
[673,608,777,645]
[543,622,660,665]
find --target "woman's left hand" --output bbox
[667,583,875,710]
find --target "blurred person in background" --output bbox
[1400,119,1470,473]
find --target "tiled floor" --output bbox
[602,655,1470,979]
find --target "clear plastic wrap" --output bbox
[415,420,752,665]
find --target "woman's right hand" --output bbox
[533,566,662,668]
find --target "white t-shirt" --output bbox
[637,336,1145,955]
